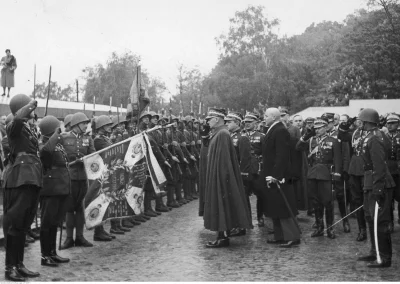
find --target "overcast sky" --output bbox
[4,0,367,102]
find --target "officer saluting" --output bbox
[356,108,395,268]
[296,117,342,239]
[38,116,71,267]
[60,112,96,249]
[3,94,42,281]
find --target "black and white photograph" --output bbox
[0,0,399,281]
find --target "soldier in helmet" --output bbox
[110,115,129,143]
[38,115,71,267]
[91,115,115,241]
[296,117,342,239]
[63,114,73,132]
[3,94,42,281]
[356,108,395,268]
[384,113,400,231]
[60,112,95,250]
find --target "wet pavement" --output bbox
[0,196,399,281]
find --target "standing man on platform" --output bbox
[1,49,17,97]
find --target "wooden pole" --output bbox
[33,64,36,99]
[76,79,79,102]
[44,66,52,116]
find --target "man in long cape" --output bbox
[203,108,253,248]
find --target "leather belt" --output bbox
[16,152,39,158]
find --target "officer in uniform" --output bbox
[296,117,342,239]
[38,115,71,267]
[60,112,96,249]
[224,111,253,236]
[3,94,41,281]
[323,112,351,233]
[63,114,73,132]
[348,121,369,241]
[92,115,115,241]
[243,112,268,227]
[385,113,400,230]
[356,108,395,268]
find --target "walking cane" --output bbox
[374,202,382,264]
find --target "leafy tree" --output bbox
[32,81,75,101]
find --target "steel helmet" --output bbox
[111,115,127,128]
[184,115,193,123]
[70,112,90,127]
[64,114,74,127]
[358,108,379,124]
[39,115,60,136]
[139,111,151,120]
[5,113,14,125]
[148,111,160,120]
[9,94,32,115]
[95,115,113,130]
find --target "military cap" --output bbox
[314,117,328,129]
[205,108,226,120]
[184,115,194,123]
[243,112,259,122]
[159,116,169,123]
[305,117,315,123]
[225,111,243,122]
[321,112,335,123]
[278,106,289,116]
[386,113,400,123]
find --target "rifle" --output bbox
[160,116,173,180]
[169,107,183,176]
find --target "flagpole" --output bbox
[136,65,141,133]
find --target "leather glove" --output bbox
[200,124,210,137]
[302,127,316,141]
[164,161,171,168]
[172,156,180,163]
[183,158,189,164]
[372,189,385,208]
[332,172,341,181]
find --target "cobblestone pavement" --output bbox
[1,196,399,281]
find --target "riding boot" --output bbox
[40,229,58,267]
[75,211,93,247]
[337,196,350,233]
[16,233,40,278]
[311,207,324,237]
[5,234,26,281]
[192,181,199,199]
[61,212,75,250]
[378,231,392,264]
[175,183,187,204]
[356,208,367,241]
[325,206,336,239]
[49,226,70,263]
[358,218,377,261]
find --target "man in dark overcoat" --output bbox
[262,108,300,248]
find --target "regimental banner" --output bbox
[83,132,166,229]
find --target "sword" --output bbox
[344,180,348,215]
[324,205,363,232]
[374,202,382,264]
